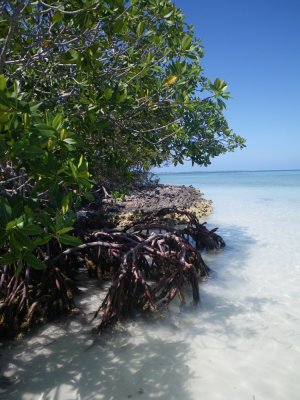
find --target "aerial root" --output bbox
[0,208,224,337]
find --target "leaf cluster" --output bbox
[0,75,91,272]
[1,0,245,177]
[0,0,245,272]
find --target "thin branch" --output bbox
[0,1,29,73]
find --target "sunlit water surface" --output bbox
[1,170,300,400]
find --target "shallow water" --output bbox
[1,170,300,399]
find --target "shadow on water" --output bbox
[201,222,257,279]
[1,324,194,400]
[175,223,278,341]
[181,294,277,345]
[0,224,274,398]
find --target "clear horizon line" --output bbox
[154,168,300,175]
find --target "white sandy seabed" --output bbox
[1,171,300,400]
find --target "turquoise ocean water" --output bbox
[158,169,300,399]
[2,170,300,400]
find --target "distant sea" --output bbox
[2,170,300,400]
[157,169,300,399]
[158,168,300,189]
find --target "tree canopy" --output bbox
[0,0,245,337]
[1,0,245,176]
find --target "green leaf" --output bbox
[217,99,227,110]
[63,138,76,145]
[164,10,174,19]
[84,192,94,202]
[61,192,72,214]
[0,92,13,108]
[104,88,113,100]
[1,251,17,265]
[11,229,30,249]
[52,114,63,129]
[69,161,78,178]
[0,74,6,91]
[77,154,84,168]
[24,253,46,270]
[53,12,63,24]
[116,87,127,103]
[137,21,144,37]
[16,100,30,113]
[113,18,127,34]
[6,218,21,231]
[32,234,52,246]
[213,78,227,91]
[0,197,12,224]
[33,124,57,136]
[21,224,43,236]
[56,226,73,235]
[14,144,44,159]
[181,35,192,51]
[68,49,79,62]
[58,234,81,246]
[29,102,43,113]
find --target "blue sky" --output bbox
[154,0,300,172]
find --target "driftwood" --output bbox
[0,208,224,338]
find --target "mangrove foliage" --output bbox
[0,0,245,338]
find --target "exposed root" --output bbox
[0,264,74,339]
[130,207,225,250]
[0,208,224,338]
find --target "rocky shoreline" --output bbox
[78,184,212,229]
